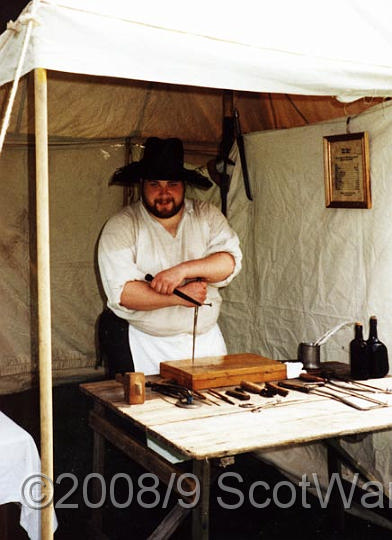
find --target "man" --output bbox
[98,137,242,377]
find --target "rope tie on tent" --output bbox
[6,21,23,33]
[0,0,41,155]
[346,116,351,134]
[6,13,42,33]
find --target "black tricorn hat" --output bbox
[110,137,212,189]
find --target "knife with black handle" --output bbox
[145,274,203,307]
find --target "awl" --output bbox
[192,305,198,366]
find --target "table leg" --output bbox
[0,504,7,538]
[192,459,210,540]
[147,503,191,540]
[327,443,345,532]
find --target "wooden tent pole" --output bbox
[34,67,54,540]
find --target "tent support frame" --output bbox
[34,67,54,540]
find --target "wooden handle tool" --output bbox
[225,389,251,401]
[240,380,265,394]
[299,373,326,384]
[278,381,312,393]
[265,381,289,397]
[207,389,236,405]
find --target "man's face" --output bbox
[141,179,185,219]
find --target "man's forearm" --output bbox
[178,252,235,283]
[120,252,235,307]
[120,281,181,311]
[120,279,208,310]
[148,252,235,295]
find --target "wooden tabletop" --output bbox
[80,377,392,460]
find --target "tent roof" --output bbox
[2,0,392,100]
[0,72,383,160]
[0,0,388,149]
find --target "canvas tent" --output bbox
[3,0,392,537]
[2,0,392,389]
[4,0,392,97]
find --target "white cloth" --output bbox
[0,411,57,540]
[129,322,226,375]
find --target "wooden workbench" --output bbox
[80,376,392,539]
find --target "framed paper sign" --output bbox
[323,131,371,208]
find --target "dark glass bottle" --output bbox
[350,323,369,380]
[367,316,389,378]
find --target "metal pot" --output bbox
[298,342,320,370]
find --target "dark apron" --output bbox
[97,308,135,379]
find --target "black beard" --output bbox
[142,195,184,219]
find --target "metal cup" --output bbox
[298,342,320,370]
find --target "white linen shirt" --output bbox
[98,198,242,337]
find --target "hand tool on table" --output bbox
[301,372,391,400]
[251,397,310,413]
[264,382,289,397]
[240,380,265,394]
[347,379,392,394]
[299,373,326,384]
[146,381,202,409]
[278,380,388,411]
[225,389,251,401]
[191,388,216,406]
[239,402,256,408]
[324,382,389,407]
[330,375,392,395]
[317,365,392,394]
[202,391,221,406]
[207,388,236,405]
[239,380,288,398]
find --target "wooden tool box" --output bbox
[160,353,286,390]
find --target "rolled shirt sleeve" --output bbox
[98,211,145,308]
